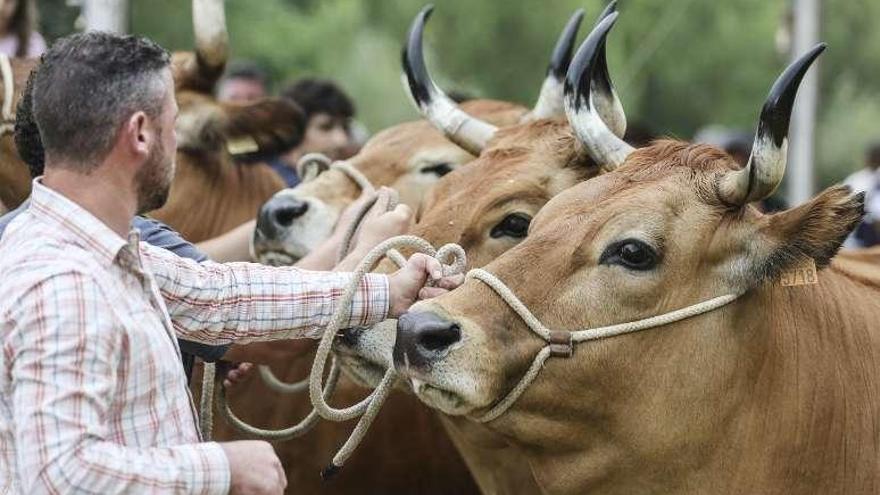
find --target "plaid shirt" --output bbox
[0,181,389,494]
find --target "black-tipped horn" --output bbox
[547,9,585,80]
[720,43,827,205]
[760,43,826,148]
[402,5,435,108]
[563,12,633,168]
[400,4,498,155]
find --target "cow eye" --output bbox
[421,162,454,177]
[599,239,659,271]
[490,213,531,239]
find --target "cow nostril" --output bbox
[274,202,309,227]
[418,323,460,352]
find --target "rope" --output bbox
[465,268,741,423]
[0,55,15,136]
[199,180,467,474]
[256,155,379,395]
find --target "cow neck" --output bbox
[465,268,742,423]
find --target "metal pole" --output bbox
[787,0,820,206]
[82,0,129,33]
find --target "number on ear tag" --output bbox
[780,258,818,287]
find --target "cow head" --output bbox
[393,35,864,491]
[148,0,306,242]
[251,6,599,264]
[336,3,626,388]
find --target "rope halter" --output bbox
[296,152,374,193]
[0,55,15,137]
[464,268,742,423]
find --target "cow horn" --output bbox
[401,5,498,156]
[563,12,633,169]
[193,0,229,84]
[526,0,625,137]
[719,43,826,206]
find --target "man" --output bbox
[1,67,234,383]
[216,60,269,104]
[0,32,457,494]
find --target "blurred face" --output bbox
[136,72,177,213]
[0,0,18,32]
[292,112,351,161]
[217,77,266,103]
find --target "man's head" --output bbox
[865,141,880,171]
[216,61,269,103]
[32,32,176,213]
[281,78,354,161]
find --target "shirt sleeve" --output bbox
[141,241,390,344]
[4,269,230,495]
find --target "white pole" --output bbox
[787,0,820,206]
[82,0,129,33]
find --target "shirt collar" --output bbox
[29,178,130,266]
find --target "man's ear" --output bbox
[124,111,151,158]
[755,185,865,280]
[221,98,306,163]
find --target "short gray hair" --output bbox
[33,32,171,168]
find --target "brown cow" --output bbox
[335,5,625,493]
[395,23,880,494]
[0,0,302,243]
[217,8,602,494]
[251,6,593,265]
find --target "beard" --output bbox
[135,137,175,214]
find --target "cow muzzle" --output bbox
[394,311,461,369]
[252,191,337,264]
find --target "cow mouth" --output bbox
[335,351,389,388]
[256,250,299,266]
[409,378,469,415]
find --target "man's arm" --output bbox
[143,242,390,344]
[5,269,230,494]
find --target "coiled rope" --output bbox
[254,153,378,397]
[200,155,467,476]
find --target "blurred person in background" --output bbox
[843,142,880,248]
[274,78,356,185]
[216,60,269,104]
[0,0,45,57]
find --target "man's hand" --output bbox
[335,187,413,271]
[351,187,412,253]
[387,253,464,317]
[221,440,287,495]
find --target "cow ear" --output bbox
[754,185,864,280]
[221,97,306,163]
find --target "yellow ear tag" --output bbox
[226,136,260,155]
[780,258,818,287]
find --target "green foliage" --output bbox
[36,0,880,186]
